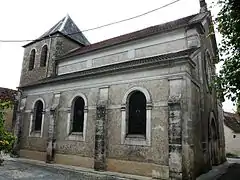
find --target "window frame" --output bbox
[121,87,152,146]
[66,93,88,141]
[127,90,147,136]
[29,98,45,138]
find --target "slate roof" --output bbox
[59,12,208,60]
[224,112,240,133]
[0,87,17,101]
[19,47,199,88]
[23,15,90,47]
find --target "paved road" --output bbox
[1,159,240,180]
[0,161,89,180]
[217,164,240,180]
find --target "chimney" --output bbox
[199,0,208,13]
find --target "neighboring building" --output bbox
[224,112,240,156]
[14,1,225,179]
[0,87,17,132]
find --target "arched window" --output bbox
[127,91,146,136]
[33,100,43,131]
[71,97,85,133]
[29,49,36,70]
[40,45,48,67]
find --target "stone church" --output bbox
[14,0,226,179]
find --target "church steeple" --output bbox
[199,0,208,13]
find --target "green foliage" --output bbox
[226,152,240,158]
[0,100,16,153]
[214,0,240,104]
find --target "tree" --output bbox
[214,0,240,106]
[0,91,16,165]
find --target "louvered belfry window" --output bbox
[40,45,48,67]
[29,49,36,70]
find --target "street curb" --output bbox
[4,156,151,180]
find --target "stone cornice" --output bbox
[19,48,198,89]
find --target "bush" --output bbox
[0,100,16,154]
[226,152,240,158]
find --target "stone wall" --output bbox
[19,60,193,179]
[190,14,226,178]
[57,28,191,75]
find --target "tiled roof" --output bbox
[23,15,90,47]
[59,12,208,60]
[0,87,17,101]
[224,112,240,133]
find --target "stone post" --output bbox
[46,93,60,163]
[12,93,26,157]
[168,95,182,179]
[94,87,109,171]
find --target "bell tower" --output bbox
[19,15,90,87]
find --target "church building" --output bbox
[14,0,226,179]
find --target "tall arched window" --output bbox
[71,97,85,133]
[29,49,36,70]
[40,45,48,67]
[33,100,43,131]
[121,87,152,146]
[127,91,146,136]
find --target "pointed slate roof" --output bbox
[23,15,90,47]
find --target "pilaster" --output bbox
[168,78,183,179]
[12,93,26,157]
[46,93,60,163]
[94,87,109,171]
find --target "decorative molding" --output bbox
[22,72,188,96]
[168,95,182,105]
[20,49,198,89]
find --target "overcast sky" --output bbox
[0,0,235,112]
